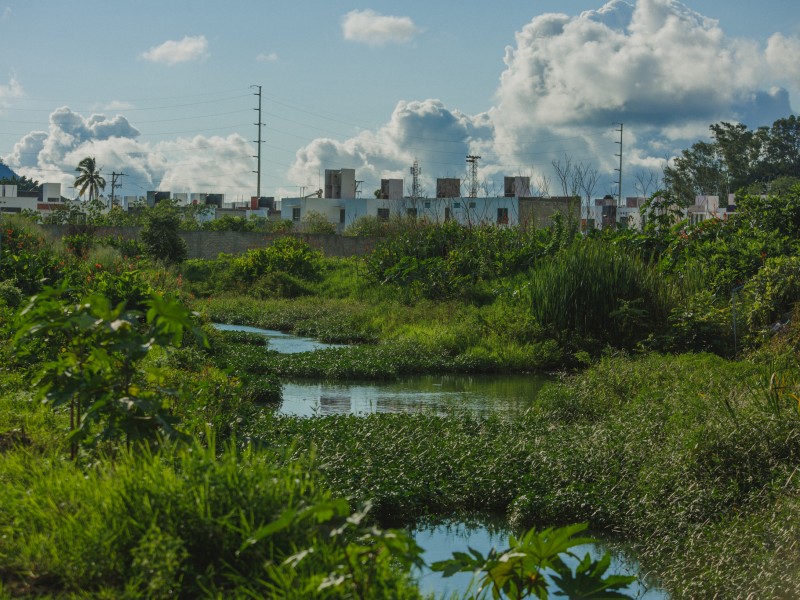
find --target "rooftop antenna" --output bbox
[466,155,481,198]
[410,158,422,199]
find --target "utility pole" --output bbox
[614,122,623,206]
[252,84,264,200]
[466,155,481,198]
[110,172,125,208]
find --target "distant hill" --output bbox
[0,162,20,181]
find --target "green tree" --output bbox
[140,202,188,265]
[0,173,40,192]
[74,156,106,202]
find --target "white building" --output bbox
[0,183,67,218]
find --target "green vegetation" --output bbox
[2,120,800,597]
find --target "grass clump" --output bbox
[0,440,423,599]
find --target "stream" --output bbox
[216,323,669,597]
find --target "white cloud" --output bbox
[341,9,419,47]
[766,32,800,92]
[488,0,795,187]
[256,52,279,63]
[289,99,494,194]
[141,35,209,66]
[291,0,798,198]
[1,7,11,20]
[0,75,24,107]
[3,107,254,199]
[102,100,135,111]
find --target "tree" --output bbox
[0,173,40,192]
[74,156,107,202]
[140,202,188,265]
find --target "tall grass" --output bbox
[0,440,422,599]
[527,241,675,347]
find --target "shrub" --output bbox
[0,280,24,308]
[301,210,336,234]
[744,255,800,335]
[140,205,188,265]
[230,237,322,283]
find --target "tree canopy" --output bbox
[666,115,800,203]
[74,156,106,202]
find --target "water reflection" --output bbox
[213,323,346,354]
[412,520,669,599]
[280,374,547,416]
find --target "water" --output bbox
[215,323,548,416]
[279,374,547,416]
[212,322,346,354]
[412,520,669,599]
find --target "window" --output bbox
[406,208,417,217]
[339,208,346,224]
[445,208,451,221]
[377,208,390,221]
[453,202,460,209]
[469,202,476,209]
[292,207,301,221]
[424,201,431,209]
[497,207,509,224]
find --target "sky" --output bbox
[1,0,799,202]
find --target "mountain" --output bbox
[0,162,19,181]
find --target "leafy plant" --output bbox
[13,286,204,456]
[431,523,635,599]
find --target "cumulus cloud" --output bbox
[341,9,419,46]
[2,107,253,199]
[490,0,795,167]
[141,35,209,65]
[295,0,800,197]
[288,99,493,194]
[766,33,800,88]
[256,52,279,63]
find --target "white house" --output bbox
[0,183,67,218]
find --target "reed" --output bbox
[527,241,675,347]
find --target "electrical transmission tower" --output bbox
[466,155,481,198]
[410,159,422,199]
[110,171,125,208]
[252,84,264,199]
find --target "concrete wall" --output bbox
[41,225,381,259]
[519,197,580,228]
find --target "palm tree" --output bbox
[74,156,106,202]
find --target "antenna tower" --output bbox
[466,155,481,198]
[410,159,422,199]
[252,85,264,199]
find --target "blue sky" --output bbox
[1,0,799,201]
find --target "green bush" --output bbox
[744,255,800,335]
[230,237,322,283]
[140,205,188,265]
[0,280,24,308]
